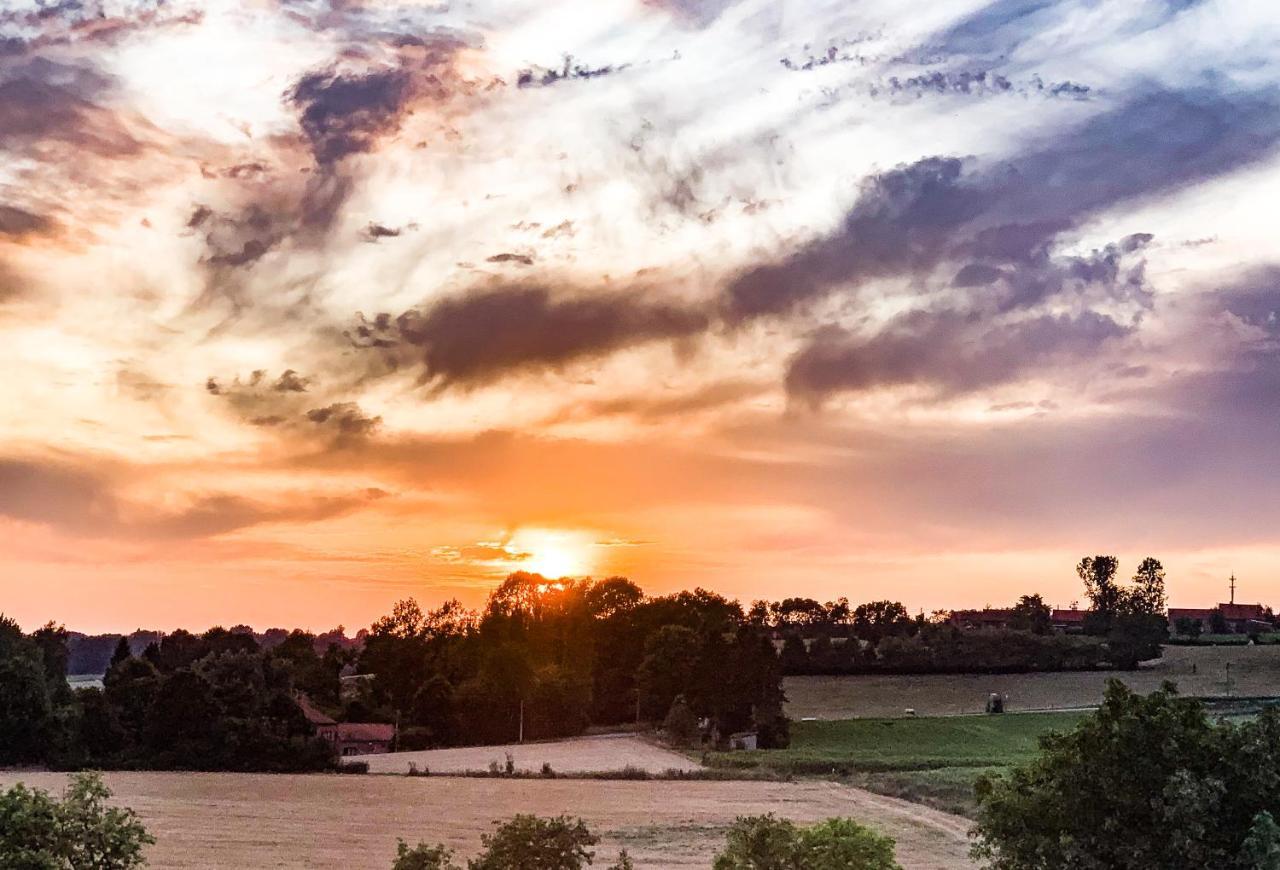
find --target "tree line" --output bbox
[0,573,792,770]
[355,573,789,750]
[770,556,1172,674]
[0,615,337,770]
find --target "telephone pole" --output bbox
[1230,573,1237,605]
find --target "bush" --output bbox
[468,815,598,870]
[663,695,700,747]
[0,772,154,869]
[393,839,459,870]
[712,814,900,869]
[797,818,901,869]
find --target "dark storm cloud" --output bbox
[0,204,55,238]
[785,310,1132,403]
[0,59,143,158]
[289,67,412,164]
[0,1,201,57]
[722,87,1280,323]
[286,30,471,165]
[351,285,708,390]
[305,402,381,440]
[0,456,380,540]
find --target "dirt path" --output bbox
[357,733,701,775]
[0,771,976,869]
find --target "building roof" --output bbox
[1050,609,1088,623]
[296,694,336,726]
[1219,603,1267,621]
[337,722,396,743]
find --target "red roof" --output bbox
[1051,609,1088,623]
[296,695,336,726]
[1219,603,1267,621]
[337,722,395,743]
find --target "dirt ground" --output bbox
[785,644,1280,718]
[356,734,700,775]
[0,772,975,869]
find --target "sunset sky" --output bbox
[3,0,1280,633]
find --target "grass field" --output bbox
[710,712,1085,773]
[0,772,976,869]
[785,643,1280,719]
[706,712,1085,817]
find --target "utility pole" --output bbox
[1230,573,1237,605]
[518,699,524,744]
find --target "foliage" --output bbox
[392,839,459,870]
[663,695,700,747]
[712,814,800,869]
[1010,595,1052,635]
[467,815,597,870]
[796,818,901,869]
[711,814,900,869]
[973,680,1280,869]
[1240,812,1280,870]
[0,772,154,869]
[1173,617,1203,639]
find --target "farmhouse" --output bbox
[298,695,396,757]
[334,722,396,757]
[1051,608,1089,633]
[1169,603,1272,635]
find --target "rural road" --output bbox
[355,733,702,775]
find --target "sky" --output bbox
[3,0,1280,633]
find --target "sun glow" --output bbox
[511,529,596,579]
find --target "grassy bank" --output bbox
[705,711,1085,817]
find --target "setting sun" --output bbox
[512,529,596,579]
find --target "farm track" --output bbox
[355,733,701,775]
[0,770,976,869]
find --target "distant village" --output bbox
[950,575,1273,637]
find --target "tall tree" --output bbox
[1128,557,1167,616]
[1077,556,1122,618]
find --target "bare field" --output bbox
[786,644,1280,719]
[356,734,700,775]
[0,771,975,869]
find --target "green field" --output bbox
[706,711,1087,817]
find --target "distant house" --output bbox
[297,695,339,743]
[949,608,1014,630]
[1051,609,1089,634]
[335,723,396,757]
[1170,604,1272,635]
[297,694,395,758]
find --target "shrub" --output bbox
[663,695,700,747]
[712,814,800,869]
[796,818,901,869]
[973,680,1280,868]
[712,814,900,869]
[393,839,459,870]
[606,850,635,870]
[0,772,154,869]
[468,814,598,870]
